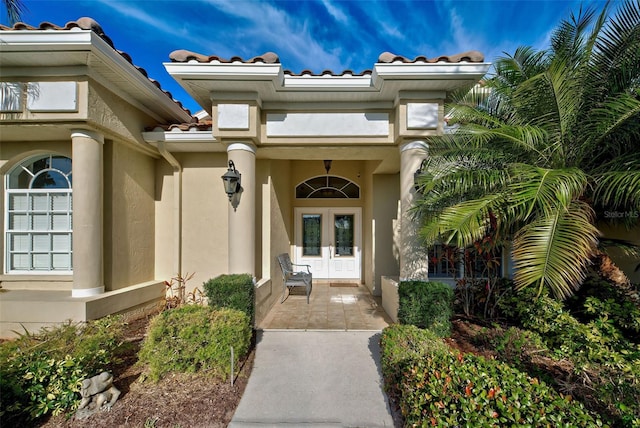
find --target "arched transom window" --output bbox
[295,176,360,199]
[5,155,73,273]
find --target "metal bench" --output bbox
[276,253,312,304]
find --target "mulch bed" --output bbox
[38,313,255,428]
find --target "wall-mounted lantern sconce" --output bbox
[414,158,427,192]
[221,160,242,210]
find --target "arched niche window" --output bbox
[295,176,360,199]
[5,155,73,273]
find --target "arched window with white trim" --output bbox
[5,155,73,273]
[295,175,360,199]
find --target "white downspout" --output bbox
[157,141,182,276]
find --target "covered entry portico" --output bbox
[158,49,489,327]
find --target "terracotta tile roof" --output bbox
[169,50,280,65]
[168,49,485,77]
[1,17,191,116]
[146,118,212,132]
[377,51,484,63]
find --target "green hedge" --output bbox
[397,280,453,337]
[0,316,126,423]
[138,305,251,381]
[204,273,254,324]
[498,287,640,426]
[380,324,604,427]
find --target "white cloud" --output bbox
[321,0,349,25]
[93,0,216,51]
[200,0,346,71]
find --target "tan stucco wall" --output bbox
[256,160,292,326]
[104,140,156,291]
[362,161,377,293]
[154,153,230,290]
[372,173,400,292]
[154,159,175,281]
[88,81,164,150]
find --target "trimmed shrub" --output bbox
[204,274,254,323]
[380,324,604,427]
[498,287,640,426]
[397,280,453,337]
[400,348,603,427]
[0,316,126,423]
[138,305,251,382]
[380,324,449,403]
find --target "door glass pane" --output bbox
[334,214,354,256]
[302,214,322,256]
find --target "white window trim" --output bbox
[5,156,73,275]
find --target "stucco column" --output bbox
[399,140,429,281]
[227,142,256,276]
[71,130,104,297]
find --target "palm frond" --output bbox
[589,0,640,97]
[593,170,640,210]
[512,201,599,299]
[3,0,27,25]
[506,165,589,220]
[550,4,599,67]
[419,194,505,248]
[585,92,640,147]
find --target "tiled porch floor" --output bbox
[259,282,393,330]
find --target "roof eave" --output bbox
[373,62,492,82]
[0,29,192,123]
[164,61,285,83]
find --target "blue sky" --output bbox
[4,0,610,114]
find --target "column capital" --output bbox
[226,142,257,154]
[71,129,104,144]
[399,140,428,153]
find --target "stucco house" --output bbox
[6,17,634,337]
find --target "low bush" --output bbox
[380,324,604,427]
[204,274,254,324]
[567,275,640,342]
[397,280,453,337]
[380,324,449,401]
[499,287,640,426]
[0,316,126,423]
[138,305,251,382]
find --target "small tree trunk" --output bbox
[592,252,640,308]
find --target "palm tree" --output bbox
[3,0,26,25]
[415,0,640,300]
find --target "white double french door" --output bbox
[294,207,361,280]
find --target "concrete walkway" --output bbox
[229,330,398,427]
